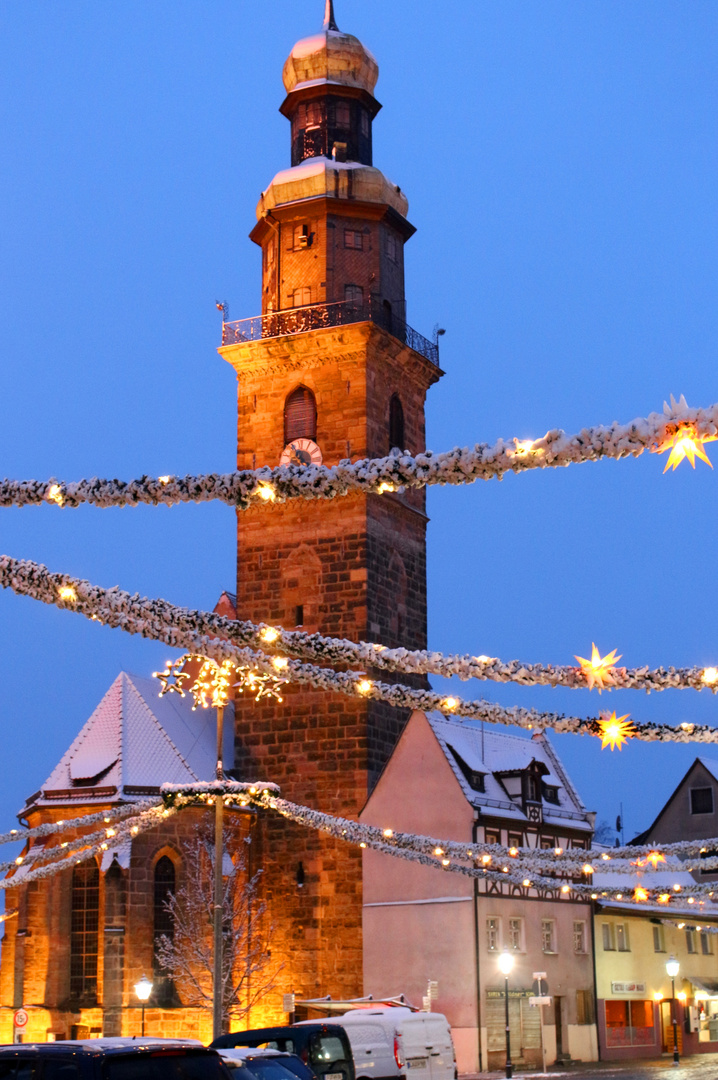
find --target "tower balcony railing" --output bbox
[221,296,439,366]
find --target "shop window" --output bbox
[284,386,317,445]
[653,924,666,952]
[70,862,99,1000]
[486,917,500,952]
[541,919,556,953]
[389,394,404,451]
[508,918,523,951]
[701,932,713,955]
[605,1000,655,1049]
[574,920,587,953]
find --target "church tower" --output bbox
[218,2,442,1006]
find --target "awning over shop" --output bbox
[689,976,718,996]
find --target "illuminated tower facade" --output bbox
[218,1,442,1006]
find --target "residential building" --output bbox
[360,711,599,1073]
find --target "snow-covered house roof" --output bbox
[23,672,233,813]
[426,714,593,832]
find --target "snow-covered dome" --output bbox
[282,7,378,96]
[256,157,408,220]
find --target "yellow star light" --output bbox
[634,887,649,902]
[153,660,191,697]
[575,643,622,692]
[647,850,666,869]
[596,711,635,751]
[656,422,716,473]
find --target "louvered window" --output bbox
[70,863,99,1000]
[284,386,317,445]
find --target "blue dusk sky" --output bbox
[0,1,717,844]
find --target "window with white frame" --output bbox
[573,920,587,953]
[701,932,713,956]
[542,919,556,953]
[686,929,698,954]
[508,917,523,951]
[486,917,501,952]
[653,925,666,952]
[602,923,616,951]
[616,923,630,952]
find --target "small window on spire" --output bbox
[389,394,404,451]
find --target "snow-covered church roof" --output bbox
[426,713,593,833]
[24,672,233,813]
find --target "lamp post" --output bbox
[134,974,153,1037]
[666,956,680,1066]
[498,949,514,1079]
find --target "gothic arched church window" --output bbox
[70,862,99,1001]
[153,855,178,1006]
[284,386,317,445]
[389,393,405,452]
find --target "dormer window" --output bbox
[448,745,486,792]
[542,783,560,805]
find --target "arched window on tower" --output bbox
[153,855,179,1006]
[284,386,317,445]
[389,394,405,452]
[70,862,100,1002]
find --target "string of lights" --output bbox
[0,397,715,512]
[0,799,160,848]
[2,557,716,705]
[2,557,718,748]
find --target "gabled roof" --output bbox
[629,756,718,844]
[426,714,592,831]
[25,672,233,812]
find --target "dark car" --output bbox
[218,1050,315,1080]
[0,1040,232,1080]
[211,1027,353,1080]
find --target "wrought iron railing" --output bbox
[221,297,439,366]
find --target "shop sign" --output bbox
[611,982,646,994]
[486,987,533,1000]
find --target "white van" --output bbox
[300,1008,456,1080]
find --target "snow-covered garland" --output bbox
[160,784,718,898]
[2,556,714,702]
[0,799,160,849]
[0,805,176,890]
[3,556,718,746]
[159,786,716,902]
[2,399,717,511]
[3,810,166,875]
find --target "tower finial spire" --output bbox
[323,0,339,31]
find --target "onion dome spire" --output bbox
[323,0,339,31]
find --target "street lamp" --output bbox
[134,974,153,1037]
[666,956,680,1066]
[497,949,514,1079]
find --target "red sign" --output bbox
[13,1009,28,1029]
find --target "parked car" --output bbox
[0,1040,231,1080]
[211,1025,353,1080]
[297,1009,456,1080]
[218,1048,316,1080]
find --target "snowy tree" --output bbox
[155,823,281,1030]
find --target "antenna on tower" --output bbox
[323,0,339,31]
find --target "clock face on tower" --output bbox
[279,438,323,467]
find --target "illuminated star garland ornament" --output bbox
[595,711,635,751]
[153,654,287,708]
[575,644,622,692]
[654,395,717,473]
[1,398,717,512]
[4,556,718,699]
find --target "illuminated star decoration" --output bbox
[575,643,622,692]
[153,660,191,697]
[153,654,287,709]
[633,887,649,902]
[654,394,717,473]
[595,711,635,751]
